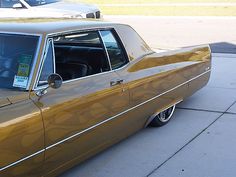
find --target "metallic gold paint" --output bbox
[0,98,44,177]
[0,20,211,177]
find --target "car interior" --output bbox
[52,31,111,82]
[54,43,110,81]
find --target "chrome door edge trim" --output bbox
[1,69,210,171]
[0,149,45,172]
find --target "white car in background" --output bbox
[0,0,101,19]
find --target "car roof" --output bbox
[0,18,119,36]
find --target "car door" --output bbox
[30,31,130,175]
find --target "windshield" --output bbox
[0,33,39,90]
[0,0,59,8]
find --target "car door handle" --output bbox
[110,79,124,86]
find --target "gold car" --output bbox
[0,19,211,177]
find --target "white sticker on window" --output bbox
[13,76,28,88]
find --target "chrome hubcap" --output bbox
[157,105,175,123]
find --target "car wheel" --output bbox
[150,105,176,127]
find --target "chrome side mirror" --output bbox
[47,73,63,89]
[35,74,63,98]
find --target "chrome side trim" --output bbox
[0,149,44,172]
[46,69,211,150]
[0,69,211,171]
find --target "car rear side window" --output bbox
[100,30,128,70]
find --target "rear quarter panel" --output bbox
[115,43,211,125]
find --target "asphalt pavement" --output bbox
[105,16,236,54]
[60,16,236,177]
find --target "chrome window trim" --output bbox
[47,26,116,38]
[35,38,55,88]
[34,63,131,91]
[31,36,48,90]
[0,32,42,90]
[0,31,41,36]
[27,34,43,90]
[52,40,56,74]
[34,70,115,91]
[62,70,112,84]
[0,69,211,172]
[99,29,130,70]
[99,28,130,71]
[33,27,131,90]
[113,61,130,72]
[98,30,112,70]
[109,28,131,63]
[47,26,130,59]
[48,27,130,63]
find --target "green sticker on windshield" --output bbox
[17,54,32,77]
[17,63,30,77]
[13,54,33,88]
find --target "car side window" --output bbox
[100,30,128,70]
[38,40,54,87]
[52,31,110,82]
